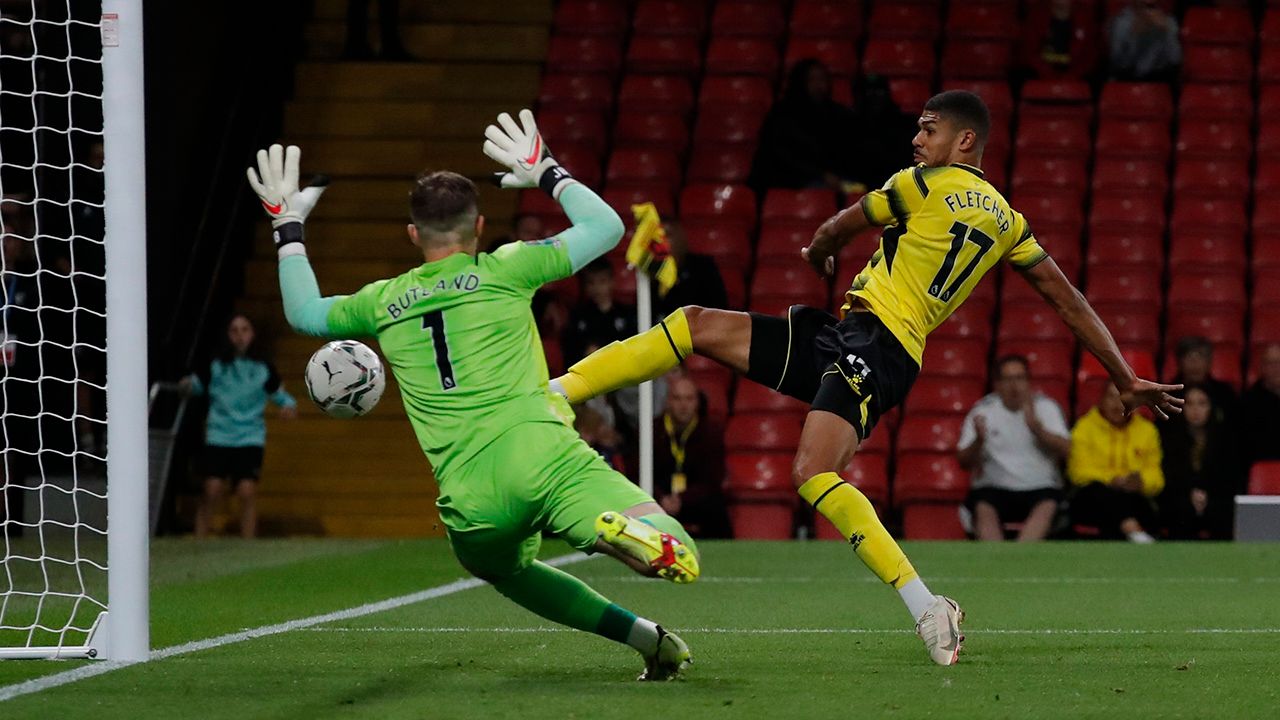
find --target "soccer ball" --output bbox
[304,340,386,418]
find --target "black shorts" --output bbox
[203,446,264,482]
[967,487,1063,523]
[745,305,920,441]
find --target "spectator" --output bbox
[657,222,729,315]
[1170,336,1236,426]
[0,211,39,539]
[1021,0,1100,80]
[957,355,1070,541]
[1242,343,1280,465]
[577,340,667,461]
[182,315,297,539]
[574,404,626,473]
[749,59,858,193]
[562,257,635,364]
[652,374,732,539]
[343,0,411,60]
[487,212,546,252]
[1106,0,1181,82]
[1067,383,1164,543]
[848,74,918,191]
[1158,386,1239,540]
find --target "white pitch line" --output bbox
[582,575,1277,584]
[0,552,592,704]
[303,625,1280,636]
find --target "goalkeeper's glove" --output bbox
[246,143,329,252]
[482,109,576,200]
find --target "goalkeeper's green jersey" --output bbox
[323,240,573,480]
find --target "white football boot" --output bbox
[916,595,965,666]
[638,626,692,681]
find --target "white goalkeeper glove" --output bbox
[482,109,576,199]
[246,144,329,251]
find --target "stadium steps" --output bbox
[242,0,550,537]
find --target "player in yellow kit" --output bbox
[550,90,1185,665]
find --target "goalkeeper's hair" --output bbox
[924,90,990,146]
[410,171,479,237]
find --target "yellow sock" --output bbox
[798,472,919,589]
[557,308,693,403]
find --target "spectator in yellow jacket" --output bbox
[1068,383,1164,543]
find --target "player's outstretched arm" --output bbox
[483,109,624,272]
[247,144,343,337]
[1018,257,1184,419]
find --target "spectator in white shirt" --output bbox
[957,355,1072,541]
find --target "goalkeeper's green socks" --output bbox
[491,561,661,655]
[553,308,693,403]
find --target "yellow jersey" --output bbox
[844,163,1049,366]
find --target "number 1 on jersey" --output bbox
[928,221,995,302]
[421,310,457,390]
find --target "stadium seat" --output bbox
[725,452,794,496]
[728,501,795,539]
[790,0,864,38]
[1093,119,1172,160]
[686,145,753,185]
[919,338,990,380]
[1253,308,1280,347]
[1178,84,1253,120]
[553,0,629,36]
[605,149,680,185]
[1166,310,1246,350]
[617,75,695,117]
[1256,160,1280,199]
[903,377,985,416]
[1253,202,1280,238]
[1098,83,1173,121]
[1169,230,1246,273]
[632,0,708,37]
[1090,158,1170,196]
[1085,266,1162,305]
[761,189,837,223]
[1262,44,1280,84]
[725,413,805,455]
[684,223,750,271]
[996,340,1074,382]
[1183,45,1253,84]
[902,504,968,540]
[680,184,757,232]
[704,37,781,77]
[693,105,766,147]
[626,36,702,76]
[1012,155,1088,197]
[1265,9,1280,45]
[1078,347,1156,385]
[536,110,608,153]
[1167,269,1247,310]
[1251,270,1280,310]
[538,74,615,113]
[1182,7,1254,46]
[1015,193,1085,228]
[784,38,860,79]
[841,453,889,505]
[750,265,828,308]
[1015,117,1092,157]
[1086,229,1164,267]
[698,75,774,112]
[1256,235,1280,275]
[1248,462,1280,495]
[602,185,676,219]
[999,305,1072,343]
[941,41,1013,80]
[734,381,808,416]
[546,36,623,76]
[1018,80,1094,124]
[868,3,940,40]
[932,302,994,343]
[941,80,1014,122]
[756,224,810,264]
[861,40,936,80]
[945,2,1017,40]
[1093,305,1161,352]
[711,0,785,38]
[1176,120,1251,161]
[613,113,689,153]
[1256,121,1280,160]
[1170,198,1248,235]
[1173,159,1249,200]
[895,454,969,503]
[1089,195,1167,234]
[889,78,933,114]
[896,415,964,455]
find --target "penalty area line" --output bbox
[0,552,592,704]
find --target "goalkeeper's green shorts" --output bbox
[439,419,654,580]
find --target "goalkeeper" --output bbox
[248,110,700,681]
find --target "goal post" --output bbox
[0,0,148,661]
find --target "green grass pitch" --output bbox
[2,539,1278,718]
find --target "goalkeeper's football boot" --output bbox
[638,626,692,681]
[915,595,965,666]
[595,512,700,584]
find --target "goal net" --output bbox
[0,0,147,661]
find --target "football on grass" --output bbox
[304,340,386,418]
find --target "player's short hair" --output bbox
[410,171,478,235]
[923,90,991,146]
[994,354,1030,379]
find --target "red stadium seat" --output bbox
[1094,119,1171,160]
[932,302,994,343]
[686,145,753,184]
[1262,45,1280,84]
[626,36,702,76]
[941,41,1013,80]
[895,454,970,503]
[546,36,623,76]
[1251,269,1280,310]
[698,75,774,111]
[1012,155,1088,197]
[896,415,964,455]
[750,265,828,308]
[1090,158,1170,196]
[617,75,694,117]
[1265,10,1280,46]
[903,377,985,416]
[1089,195,1167,234]
[683,224,751,272]
[704,37,781,77]
[1078,348,1156,384]
[1256,160,1280,197]
[728,502,795,539]
[1178,84,1253,120]
[1086,266,1162,304]
[1181,7,1254,47]
[996,340,1074,382]
[1248,462,1280,495]
[679,184,757,231]
[889,78,933,114]
[1256,121,1280,160]
[1021,78,1093,104]
[868,3,940,40]
[538,74,614,113]
[1015,117,1091,157]
[1166,310,1246,350]
[1254,202,1280,237]
[946,2,1017,40]
[632,0,708,37]
[919,338,990,380]
[553,0,629,36]
[1170,198,1248,235]
[605,149,680,185]
[1256,235,1280,274]
[537,110,608,153]
[602,185,676,219]
[1173,159,1249,200]
[841,453,889,505]
[999,305,1072,343]
[1253,308,1280,348]
[1086,230,1164,267]
[725,413,805,453]
[687,369,731,421]
[790,0,864,38]
[1176,120,1251,161]
[735,381,808,415]
[902,504,968,540]
[941,80,1014,122]
[693,105,766,146]
[756,224,810,264]
[1167,269,1247,310]
[711,0,785,38]
[761,189,837,223]
[1098,83,1173,121]
[1183,45,1253,84]
[1014,193,1084,228]
[785,38,860,78]
[861,40,936,80]
[613,113,689,153]
[1093,305,1161,352]
[725,452,793,495]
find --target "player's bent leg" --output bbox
[594,502,701,584]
